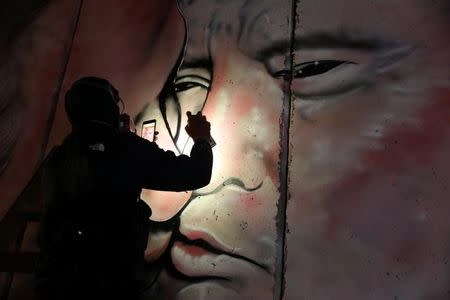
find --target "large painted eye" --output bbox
[174,68,211,115]
[162,71,211,153]
[174,75,209,93]
[270,59,367,99]
[273,60,352,80]
[174,75,210,93]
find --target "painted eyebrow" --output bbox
[178,58,212,71]
[256,32,390,60]
[133,60,213,128]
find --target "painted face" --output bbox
[139,2,286,299]
[286,0,450,299]
[139,0,450,299]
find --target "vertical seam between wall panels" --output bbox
[275,0,298,299]
[38,0,84,163]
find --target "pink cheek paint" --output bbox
[363,87,450,171]
[241,195,261,210]
[264,148,280,184]
[324,172,371,241]
[325,87,450,244]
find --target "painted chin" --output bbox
[158,240,273,299]
[176,281,239,300]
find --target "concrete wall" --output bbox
[1,0,450,299]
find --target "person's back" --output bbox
[35,77,213,300]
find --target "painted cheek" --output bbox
[143,189,192,221]
[231,192,266,217]
[363,87,450,170]
[242,195,260,210]
[326,87,450,252]
[235,90,281,177]
[263,148,281,184]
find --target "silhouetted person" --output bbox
[35,77,213,300]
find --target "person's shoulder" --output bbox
[119,131,157,149]
[119,131,143,143]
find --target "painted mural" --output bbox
[1,0,450,299]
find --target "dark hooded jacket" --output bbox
[36,122,212,299]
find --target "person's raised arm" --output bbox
[134,111,213,192]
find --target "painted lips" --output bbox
[172,240,259,279]
[170,229,270,279]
